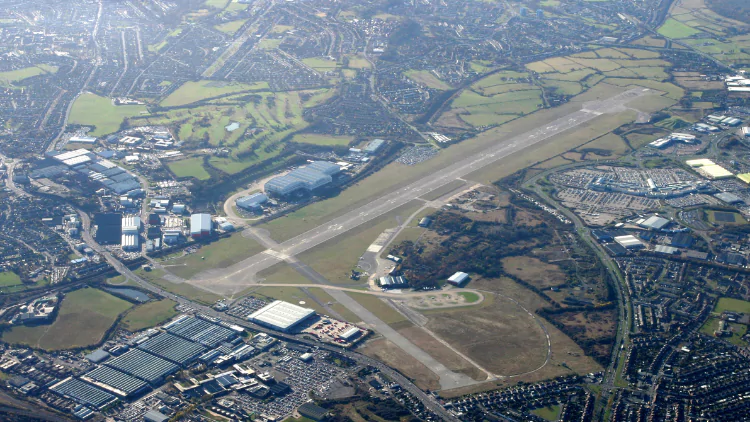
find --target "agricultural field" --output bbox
[0,64,57,87]
[167,157,211,180]
[2,288,133,350]
[69,93,148,137]
[160,80,270,107]
[121,299,178,332]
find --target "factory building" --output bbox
[121,234,139,251]
[236,193,268,211]
[614,235,644,250]
[637,215,670,230]
[49,377,118,410]
[121,216,141,234]
[715,192,743,204]
[363,139,386,154]
[136,332,206,366]
[264,161,340,196]
[697,164,733,180]
[104,349,178,385]
[190,214,212,238]
[80,366,149,398]
[248,300,316,333]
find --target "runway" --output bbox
[190,88,650,293]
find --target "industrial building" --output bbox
[121,216,141,234]
[447,271,470,286]
[164,315,237,347]
[378,276,408,289]
[49,377,118,410]
[648,133,698,149]
[637,215,670,230]
[136,332,206,366]
[715,192,743,204]
[190,214,212,238]
[614,235,644,250]
[236,193,268,211]
[654,245,679,255]
[339,326,362,341]
[121,234,139,251]
[80,366,149,398]
[94,213,123,244]
[264,161,340,196]
[248,300,316,333]
[363,139,386,154]
[104,349,178,385]
[45,149,142,195]
[697,164,733,180]
[685,158,716,168]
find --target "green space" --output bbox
[69,93,147,137]
[458,292,480,303]
[214,19,248,35]
[205,0,229,8]
[302,57,340,72]
[405,70,452,90]
[347,292,406,325]
[165,233,266,279]
[167,157,211,180]
[2,288,132,350]
[291,134,353,146]
[0,271,22,288]
[346,56,371,69]
[258,38,282,50]
[715,297,750,314]
[699,317,749,347]
[161,80,269,107]
[121,299,179,332]
[531,405,562,421]
[0,64,57,87]
[705,209,747,225]
[134,267,222,305]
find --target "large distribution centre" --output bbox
[248,300,316,332]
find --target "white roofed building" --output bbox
[248,300,316,333]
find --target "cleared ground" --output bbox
[2,288,132,350]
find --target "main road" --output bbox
[191,88,652,294]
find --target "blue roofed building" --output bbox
[236,193,268,211]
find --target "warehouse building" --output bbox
[80,366,149,398]
[94,213,122,244]
[697,164,733,180]
[104,349,178,385]
[637,215,670,230]
[447,271,470,286]
[378,276,408,289]
[121,216,141,234]
[121,234,139,251]
[190,214,212,238]
[364,139,386,154]
[236,193,268,211]
[264,161,340,196]
[137,332,206,366]
[685,158,716,167]
[164,315,236,347]
[49,377,118,410]
[248,300,316,333]
[715,192,743,204]
[614,235,644,250]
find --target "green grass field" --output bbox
[658,18,702,38]
[161,80,269,107]
[458,292,480,303]
[290,134,353,146]
[2,288,132,350]
[121,299,178,332]
[532,405,562,421]
[134,268,222,305]
[214,19,247,35]
[69,93,147,137]
[165,233,266,279]
[167,157,211,180]
[0,64,57,86]
[0,271,22,288]
[405,70,452,90]
[715,297,750,314]
[302,57,340,72]
[347,292,407,325]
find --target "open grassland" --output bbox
[346,56,371,69]
[214,19,247,35]
[136,267,223,304]
[167,157,211,180]
[3,288,132,350]
[296,201,424,284]
[502,256,567,289]
[165,234,266,279]
[302,57,340,72]
[0,64,57,87]
[0,271,22,288]
[69,93,147,137]
[659,18,702,38]
[121,299,178,332]
[347,292,407,325]
[361,338,440,390]
[715,297,750,314]
[161,80,269,107]
[405,70,452,90]
[290,134,353,146]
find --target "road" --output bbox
[190,88,652,295]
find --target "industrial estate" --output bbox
[1,0,750,421]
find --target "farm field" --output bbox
[167,157,211,180]
[69,93,147,137]
[165,233,266,279]
[121,299,178,332]
[160,80,269,107]
[2,288,133,350]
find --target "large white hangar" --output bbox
[248,300,316,332]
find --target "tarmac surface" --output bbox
[190,88,651,294]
